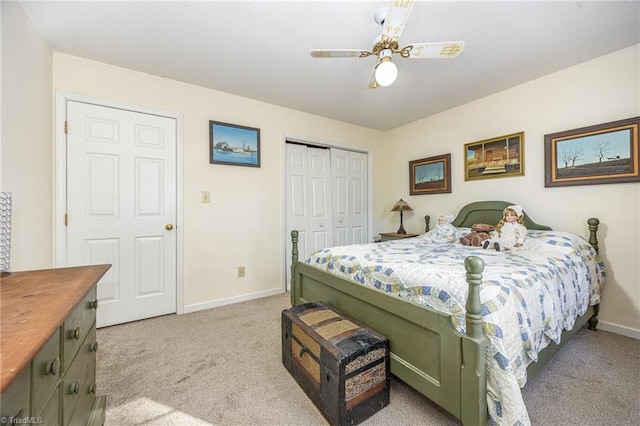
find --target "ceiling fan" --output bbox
[310,0,464,88]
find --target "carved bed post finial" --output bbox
[587,218,600,254]
[464,256,485,340]
[291,230,299,265]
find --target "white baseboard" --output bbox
[182,288,286,314]
[598,320,640,340]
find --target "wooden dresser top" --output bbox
[0,264,110,392]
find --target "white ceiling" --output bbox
[20,0,640,131]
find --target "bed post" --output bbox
[460,255,487,426]
[587,218,600,331]
[587,217,599,254]
[424,215,431,232]
[290,231,299,306]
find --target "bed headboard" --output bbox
[451,201,552,231]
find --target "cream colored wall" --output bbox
[5,1,638,335]
[51,53,385,308]
[384,45,640,335]
[1,2,53,271]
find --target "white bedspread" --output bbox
[305,230,605,425]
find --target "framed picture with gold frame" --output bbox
[409,154,451,195]
[464,132,524,181]
[544,117,640,187]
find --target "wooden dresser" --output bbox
[1,265,110,425]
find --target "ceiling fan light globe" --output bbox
[375,60,398,87]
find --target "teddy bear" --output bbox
[459,223,495,246]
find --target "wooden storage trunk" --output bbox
[282,302,390,426]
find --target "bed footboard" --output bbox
[289,230,488,425]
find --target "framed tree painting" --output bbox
[409,154,451,195]
[544,117,640,187]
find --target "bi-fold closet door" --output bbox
[285,142,368,289]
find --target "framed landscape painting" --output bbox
[210,121,261,167]
[544,117,640,187]
[409,154,451,195]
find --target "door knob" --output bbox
[165,224,174,231]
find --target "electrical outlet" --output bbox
[201,191,210,203]
[238,266,245,278]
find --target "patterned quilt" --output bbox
[305,229,605,425]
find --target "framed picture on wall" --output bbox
[209,121,261,167]
[409,154,451,195]
[464,132,524,181]
[544,116,640,187]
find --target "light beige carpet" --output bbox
[97,293,640,425]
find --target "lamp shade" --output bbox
[391,198,412,212]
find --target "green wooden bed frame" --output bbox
[289,201,600,425]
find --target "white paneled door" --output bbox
[331,148,368,245]
[66,101,177,327]
[285,144,333,289]
[285,142,368,290]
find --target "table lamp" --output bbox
[391,198,412,234]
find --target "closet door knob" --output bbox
[165,224,174,231]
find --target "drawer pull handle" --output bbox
[71,327,81,340]
[70,381,81,395]
[90,342,99,353]
[90,299,99,310]
[89,383,96,394]
[47,357,60,376]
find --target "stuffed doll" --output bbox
[459,223,494,246]
[482,204,527,251]
[422,213,458,243]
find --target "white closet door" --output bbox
[332,148,368,245]
[285,144,333,289]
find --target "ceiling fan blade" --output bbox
[310,49,369,58]
[404,41,465,58]
[382,0,416,41]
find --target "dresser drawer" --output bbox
[63,287,97,372]
[0,367,30,422]
[37,384,61,426]
[32,329,61,414]
[62,327,96,425]
[67,365,97,426]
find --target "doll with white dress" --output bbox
[422,213,458,243]
[482,205,527,251]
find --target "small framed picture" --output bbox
[209,121,260,167]
[544,117,640,187]
[409,154,452,195]
[464,132,524,181]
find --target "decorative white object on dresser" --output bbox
[1,265,111,425]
